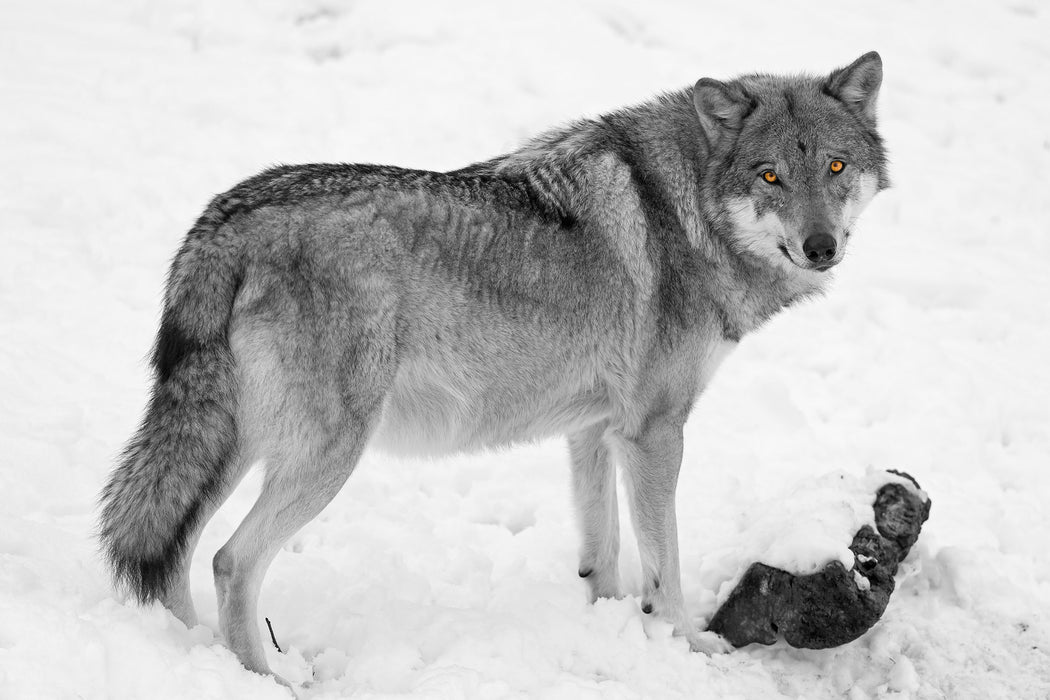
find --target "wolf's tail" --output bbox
[99,199,246,603]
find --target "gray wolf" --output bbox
[98,52,887,680]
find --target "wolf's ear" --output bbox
[693,78,751,148]
[825,51,883,122]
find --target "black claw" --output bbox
[578,568,593,578]
[642,603,653,614]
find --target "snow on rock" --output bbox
[701,468,925,606]
[3,0,1050,698]
[707,475,931,649]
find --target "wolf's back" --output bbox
[99,198,245,603]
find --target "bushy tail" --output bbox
[99,201,245,603]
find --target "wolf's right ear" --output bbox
[693,79,751,149]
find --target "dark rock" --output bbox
[707,472,931,649]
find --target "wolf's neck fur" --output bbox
[496,90,824,342]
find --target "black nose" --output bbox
[802,233,837,264]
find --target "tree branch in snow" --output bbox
[265,617,283,653]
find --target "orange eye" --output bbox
[830,160,845,173]
[762,170,778,183]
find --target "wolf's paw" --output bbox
[579,565,621,603]
[271,673,294,689]
[291,679,316,698]
[688,630,734,655]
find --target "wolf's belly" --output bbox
[366,354,612,457]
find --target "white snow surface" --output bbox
[2,1,1050,698]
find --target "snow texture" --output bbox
[2,1,1050,698]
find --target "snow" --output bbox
[2,0,1050,698]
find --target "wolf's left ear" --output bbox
[825,51,883,122]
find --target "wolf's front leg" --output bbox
[568,423,621,601]
[615,410,718,651]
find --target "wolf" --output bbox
[99,51,887,679]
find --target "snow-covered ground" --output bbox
[3,1,1049,697]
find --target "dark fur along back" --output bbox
[98,202,244,602]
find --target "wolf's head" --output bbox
[693,52,888,274]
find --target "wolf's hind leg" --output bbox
[568,424,621,601]
[213,429,367,677]
[214,271,398,677]
[161,455,252,628]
